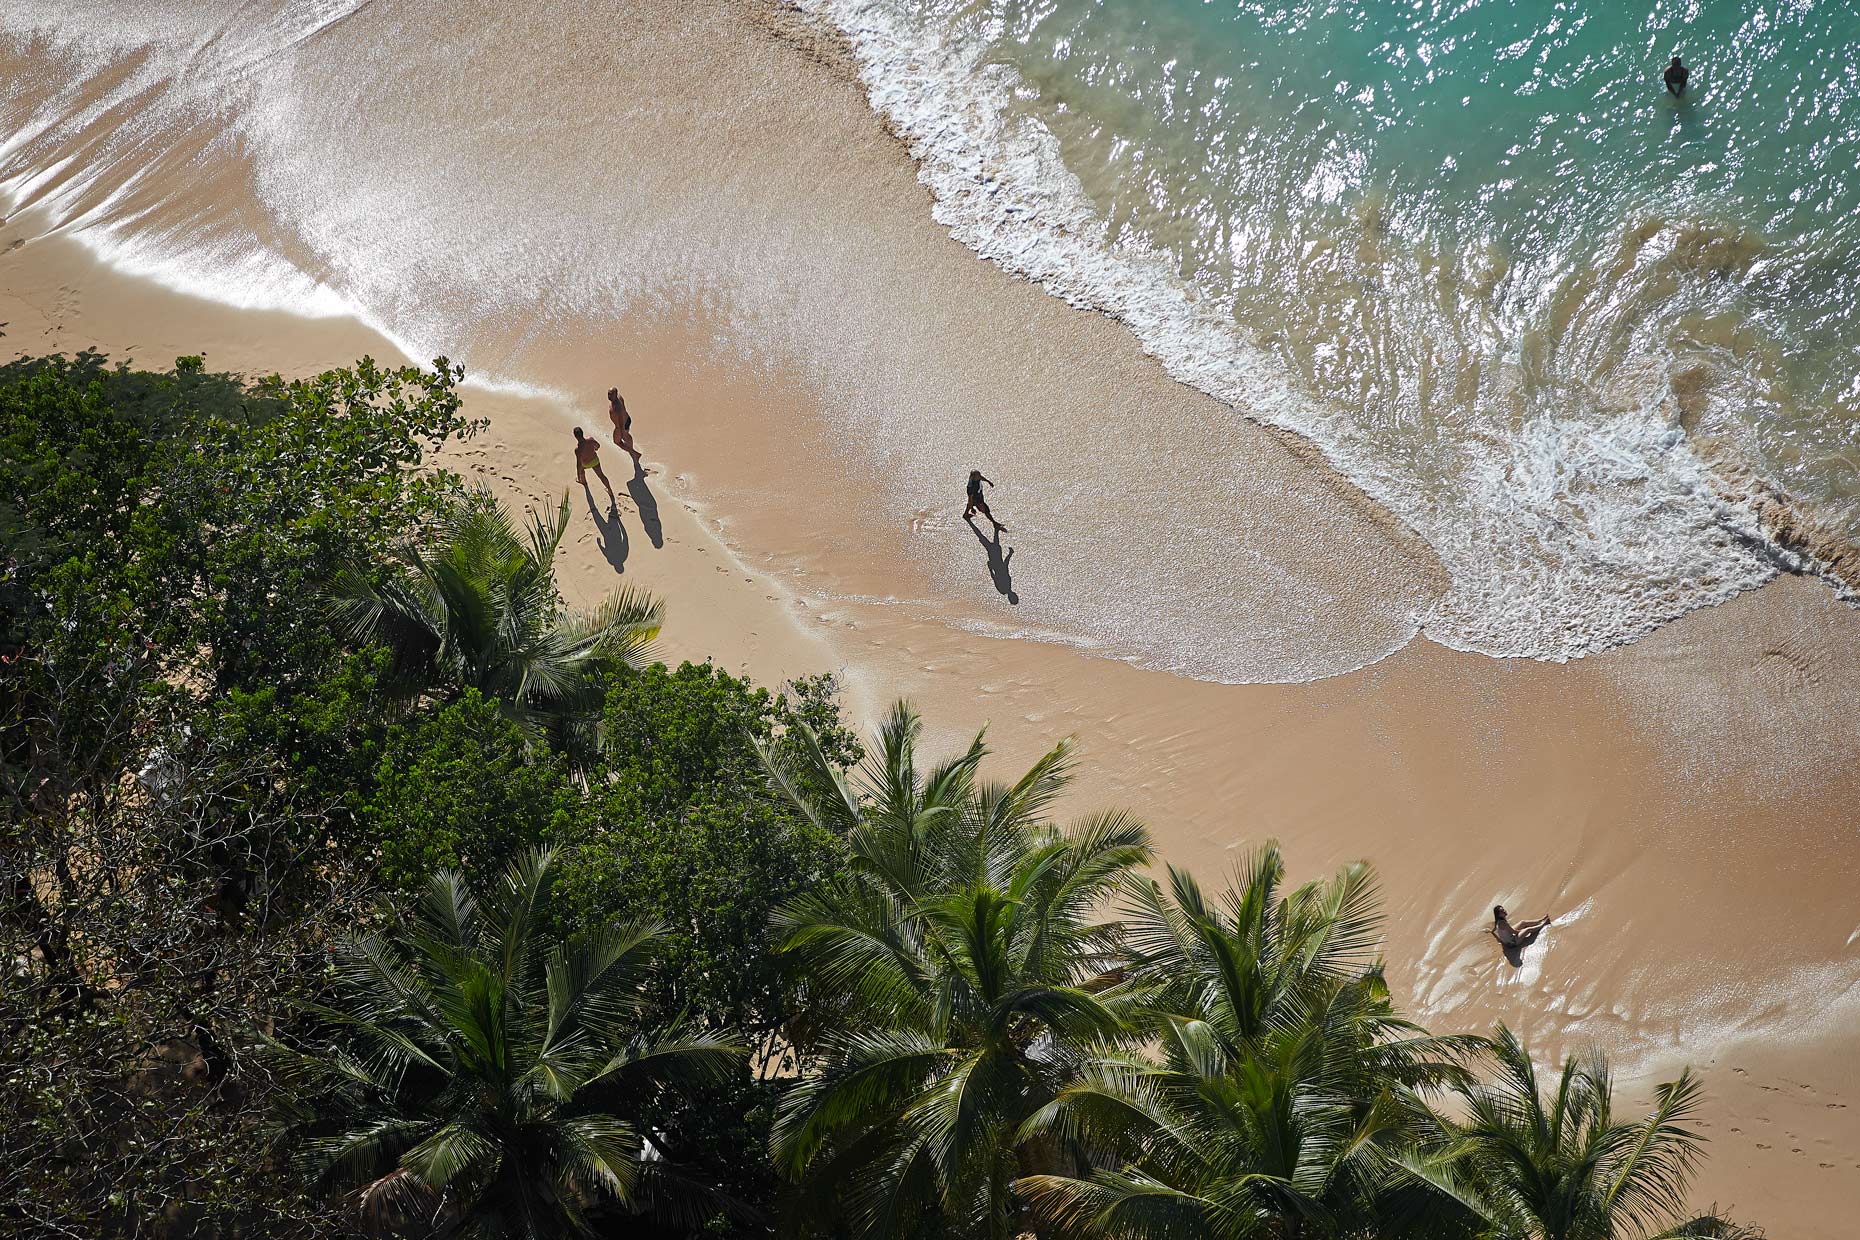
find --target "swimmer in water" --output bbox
[1664,55,1689,98]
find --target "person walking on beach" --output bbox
[573,427,616,504]
[964,469,1006,533]
[1664,55,1689,97]
[606,387,645,471]
[1490,904,1553,967]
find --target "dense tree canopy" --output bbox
[272,849,745,1239]
[2,353,1758,1240]
[2,351,471,1237]
[763,705,1154,1240]
[0,354,861,1237]
[1018,850,1483,1240]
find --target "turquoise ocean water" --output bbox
[995,0,1860,486]
[4,0,1858,675]
[813,0,1860,658]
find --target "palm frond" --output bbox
[585,1026,747,1091]
[1598,1068,1707,1235]
[401,1121,501,1190]
[278,845,733,1239]
[755,719,863,836]
[302,1117,435,1190]
[770,1029,949,1178]
[543,916,664,1050]
[481,846,555,984]
[1019,1169,1226,1240]
[555,1112,643,1204]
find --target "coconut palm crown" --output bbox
[1412,1024,1710,1240]
[271,848,743,1239]
[334,487,661,741]
[759,702,1155,1240]
[1018,847,1482,1240]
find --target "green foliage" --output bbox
[1018,849,1483,1240]
[559,663,861,1035]
[364,688,581,887]
[762,703,1154,1240]
[0,350,474,692]
[333,487,663,754]
[2,351,474,1238]
[1403,1025,1710,1240]
[272,849,747,1239]
[553,663,865,1238]
[206,645,400,845]
[1,646,376,1239]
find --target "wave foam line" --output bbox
[798,0,1797,664]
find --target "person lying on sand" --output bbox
[1490,904,1553,967]
[606,387,645,471]
[964,469,1006,533]
[573,427,616,504]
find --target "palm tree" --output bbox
[334,487,661,743]
[760,703,1154,1240]
[1018,847,1481,1240]
[1407,1024,1710,1240]
[273,848,744,1239]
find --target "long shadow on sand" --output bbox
[967,517,1018,604]
[627,465,663,549]
[584,485,630,574]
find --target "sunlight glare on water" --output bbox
[5,0,1858,676]
[811,0,1860,657]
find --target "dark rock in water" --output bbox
[1695,440,1860,600]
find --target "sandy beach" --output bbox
[5,1,1859,1231]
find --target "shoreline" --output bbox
[13,0,1857,681]
[6,223,1858,1232]
[6,0,1860,1221]
[781,0,1860,670]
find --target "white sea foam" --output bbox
[0,3,364,322]
[0,0,1810,680]
[799,0,1791,664]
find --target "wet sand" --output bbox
[6,0,1860,1228]
[8,204,1857,1239]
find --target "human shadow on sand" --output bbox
[967,517,1018,604]
[627,465,663,549]
[584,486,630,574]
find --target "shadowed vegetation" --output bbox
[3,354,1758,1240]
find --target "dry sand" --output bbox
[6,0,1859,1228]
[8,198,1857,1240]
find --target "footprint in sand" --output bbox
[1756,1143,1771,1150]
